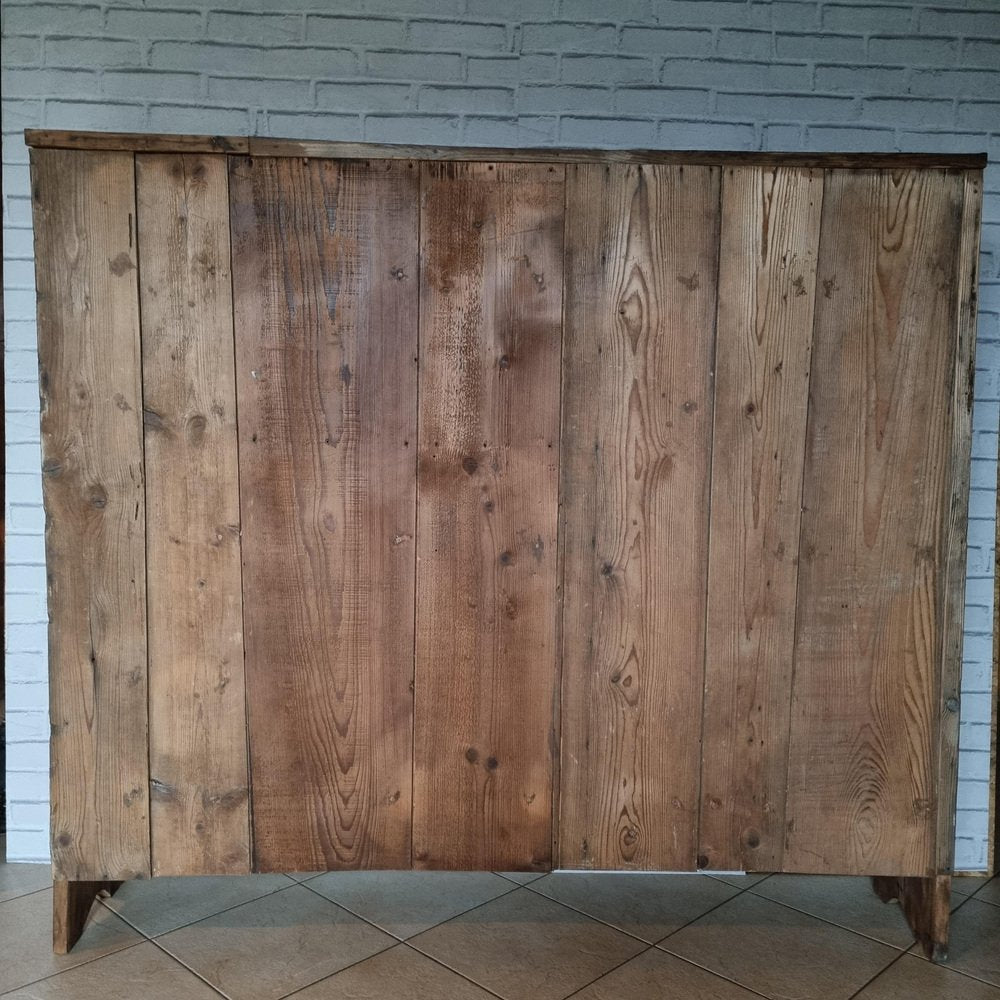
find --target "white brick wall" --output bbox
[2,0,997,870]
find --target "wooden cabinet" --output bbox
[25,130,984,957]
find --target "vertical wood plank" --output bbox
[31,148,149,881]
[413,162,564,872]
[230,156,418,872]
[934,170,983,874]
[784,168,965,876]
[559,163,721,871]
[137,153,250,876]
[697,167,822,872]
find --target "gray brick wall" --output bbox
[2,0,997,870]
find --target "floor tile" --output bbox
[571,946,760,999]
[0,862,51,903]
[292,944,496,999]
[105,873,295,937]
[927,897,1000,987]
[156,883,394,1000]
[0,889,143,995]
[707,872,770,888]
[308,870,514,940]
[0,941,222,999]
[972,876,1000,907]
[855,953,1000,999]
[529,872,738,943]
[408,886,646,1000]
[750,874,914,948]
[954,875,992,898]
[662,890,898,1000]
[284,872,324,882]
[496,871,547,885]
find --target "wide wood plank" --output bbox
[559,163,721,871]
[31,148,149,881]
[137,153,249,876]
[413,161,564,871]
[230,156,419,872]
[697,167,822,872]
[784,168,966,876]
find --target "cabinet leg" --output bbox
[53,879,124,954]
[871,875,951,962]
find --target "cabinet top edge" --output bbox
[24,129,988,169]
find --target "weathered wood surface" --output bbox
[25,129,247,153]
[698,167,822,872]
[559,163,720,871]
[230,156,419,871]
[872,875,952,961]
[935,170,984,875]
[32,148,150,881]
[52,880,123,955]
[137,153,250,876]
[784,168,966,876]
[413,161,564,871]
[24,130,988,169]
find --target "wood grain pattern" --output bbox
[784,168,966,876]
[25,129,247,153]
[52,880,123,955]
[559,163,721,871]
[413,161,564,871]
[935,170,983,875]
[698,167,822,872]
[31,148,149,882]
[137,153,250,876]
[872,874,951,960]
[230,156,419,872]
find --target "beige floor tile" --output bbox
[0,889,143,995]
[0,862,51,904]
[925,897,1000,987]
[307,870,515,939]
[972,876,1000,907]
[954,875,992,898]
[496,871,547,885]
[572,947,762,999]
[105,872,295,937]
[0,941,222,999]
[408,886,646,1000]
[529,872,738,943]
[750,874,915,948]
[156,883,394,1000]
[292,944,496,999]
[707,872,771,888]
[662,890,898,1000]
[856,953,1000,999]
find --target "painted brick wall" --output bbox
[2,0,997,869]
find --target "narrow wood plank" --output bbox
[872,875,951,961]
[230,156,418,872]
[784,168,966,876]
[935,170,983,875]
[413,161,564,872]
[137,153,250,876]
[25,129,247,153]
[697,167,823,872]
[559,163,721,871]
[25,131,987,169]
[31,148,149,881]
[52,880,123,955]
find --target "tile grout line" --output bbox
[141,933,234,1000]
[0,936,150,997]
[273,940,401,1000]
[296,872,523,943]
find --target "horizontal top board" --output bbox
[23,130,987,169]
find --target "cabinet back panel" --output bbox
[28,140,982,879]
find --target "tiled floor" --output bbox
[1,845,998,999]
